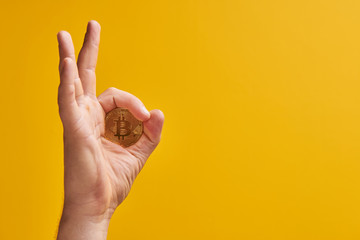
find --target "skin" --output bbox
[56,20,165,240]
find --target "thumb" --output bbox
[126,109,165,164]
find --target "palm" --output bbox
[57,21,164,217]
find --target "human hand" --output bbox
[56,20,164,240]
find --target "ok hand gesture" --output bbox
[56,20,164,240]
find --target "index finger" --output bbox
[98,87,151,121]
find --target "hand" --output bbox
[56,20,165,240]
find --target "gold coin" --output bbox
[104,107,143,147]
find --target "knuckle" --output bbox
[102,87,117,95]
[58,85,75,102]
[108,87,118,92]
[90,41,99,50]
[98,87,117,100]
[99,87,145,107]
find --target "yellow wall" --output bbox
[1,0,360,239]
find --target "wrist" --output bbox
[57,205,114,240]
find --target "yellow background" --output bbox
[1,0,360,239]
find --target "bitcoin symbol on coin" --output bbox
[104,107,143,147]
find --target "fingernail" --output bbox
[141,106,150,118]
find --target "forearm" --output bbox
[57,206,112,240]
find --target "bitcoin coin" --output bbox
[104,107,143,147]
